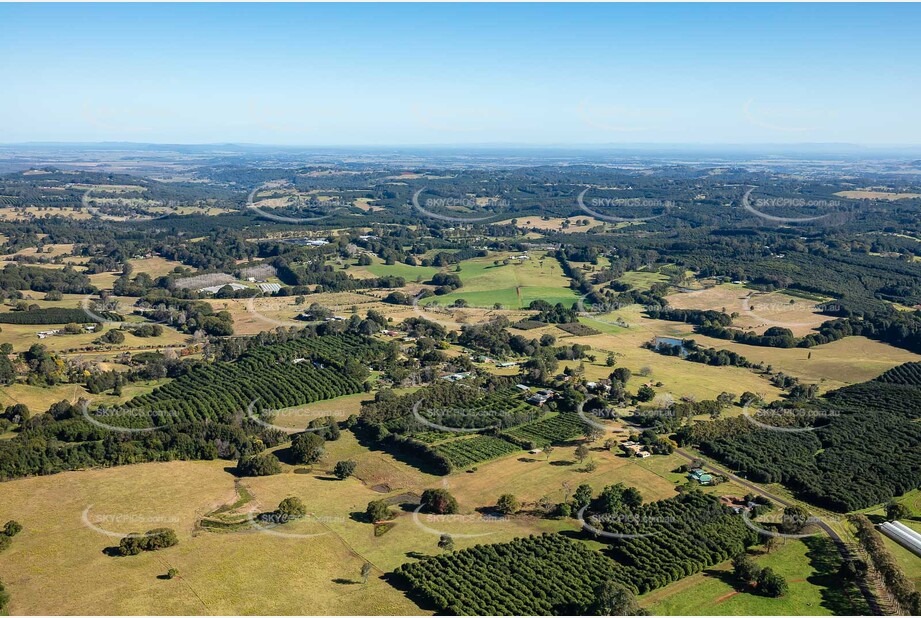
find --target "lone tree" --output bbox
[366,500,392,523]
[438,533,454,552]
[763,535,782,554]
[732,553,761,586]
[757,567,788,597]
[290,432,326,465]
[584,426,604,443]
[333,460,356,480]
[575,443,590,463]
[636,385,655,402]
[236,453,281,477]
[594,580,648,616]
[275,497,307,522]
[166,568,179,580]
[360,562,372,584]
[496,494,519,515]
[421,488,459,514]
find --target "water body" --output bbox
[654,336,688,357]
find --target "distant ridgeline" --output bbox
[0,332,389,481]
[394,492,759,615]
[677,362,921,512]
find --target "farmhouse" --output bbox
[527,390,556,406]
[622,442,651,458]
[688,468,714,485]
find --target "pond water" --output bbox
[654,336,688,357]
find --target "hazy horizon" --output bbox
[2,3,920,146]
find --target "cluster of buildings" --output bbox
[688,468,714,485]
[622,440,651,459]
[441,372,472,382]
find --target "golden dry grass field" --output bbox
[492,216,607,233]
[834,190,921,200]
[678,332,921,394]
[0,429,611,615]
[575,303,921,395]
[665,283,831,337]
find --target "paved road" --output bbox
[675,448,884,615]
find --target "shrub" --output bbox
[118,528,178,556]
[366,500,392,523]
[3,520,22,537]
[496,494,519,515]
[333,460,356,480]
[236,453,282,477]
[290,432,325,464]
[421,488,459,514]
[275,497,307,521]
[756,567,788,597]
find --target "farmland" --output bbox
[2,145,921,617]
[420,252,579,309]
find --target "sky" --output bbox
[1,3,920,146]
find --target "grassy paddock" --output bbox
[641,536,866,615]
[422,251,579,309]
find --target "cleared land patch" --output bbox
[665,283,831,336]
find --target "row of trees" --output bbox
[681,367,921,511]
[117,528,178,556]
[849,514,921,615]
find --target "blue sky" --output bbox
[1,3,919,145]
